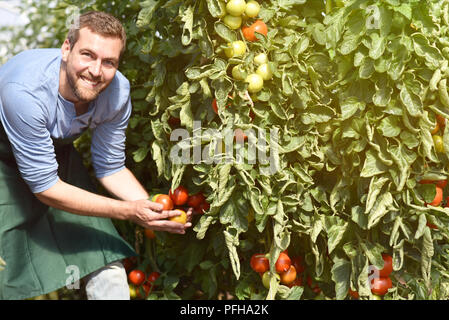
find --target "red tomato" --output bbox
[348,289,359,299]
[429,186,443,207]
[291,256,305,273]
[280,265,297,285]
[154,194,174,210]
[378,254,393,277]
[142,281,152,297]
[128,269,146,286]
[196,201,210,214]
[275,252,291,273]
[187,192,206,208]
[436,180,448,188]
[147,271,160,283]
[250,254,269,273]
[306,276,321,294]
[242,20,268,42]
[370,277,392,296]
[122,257,137,273]
[168,117,180,128]
[427,222,438,229]
[287,276,303,288]
[169,186,189,206]
[144,229,156,239]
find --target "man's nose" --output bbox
[89,59,102,78]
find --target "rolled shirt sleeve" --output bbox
[0,82,59,193]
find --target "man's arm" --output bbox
[97,167,149,201]
[35,179,190,234]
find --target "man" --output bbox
[0,11,191,300]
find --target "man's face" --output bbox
[61,27,122,103]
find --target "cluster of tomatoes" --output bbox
[369,254,394,297]
[122,257,161,299]
[431,114,446,154]
[250,251,321,294]
[214,0,271,102]
[150,186,210,227]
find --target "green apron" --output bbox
[0,125,137,300]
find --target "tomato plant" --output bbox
[18,0,449,301]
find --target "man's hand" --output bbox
[129,199,193,234]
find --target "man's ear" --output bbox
[61,39,71,62]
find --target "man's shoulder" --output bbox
[0,48,61,91]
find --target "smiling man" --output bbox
[0,11,191,300]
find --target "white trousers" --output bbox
[84,260,130,300]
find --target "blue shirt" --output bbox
[0,48,132,193]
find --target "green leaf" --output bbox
[136,0,159,28]
[331,259,351,300]
[367,192,394,229]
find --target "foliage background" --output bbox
[3,0,449,300]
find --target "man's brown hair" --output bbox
[67,11,127,59]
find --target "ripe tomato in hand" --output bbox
[169,186,189,206]
[280,265,297,285]
[128,269,146,286]
[378,254,393,277]
[169,209,187,224]
[154,194,174,210]
[275,252,291,273]
[370,277,392,296]
[187,192,206,208]
[348,288,359,299]
[250,254,269,273]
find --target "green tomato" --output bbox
[256,63,272,80]
[433,135,444,153]
[224,40,246,58]
[223,15,243,29]
[246,73,264,93]
[245,1,260,18]
[262,271,271,289]
[226,0,247,16]
[232,65,247,80]
[254,52,268,66]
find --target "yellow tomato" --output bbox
[170,209,187,224]
[224,40,246,58]
[433,135,444,153]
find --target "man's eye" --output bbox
[82,52,92,58]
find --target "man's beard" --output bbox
[66,69,104,103]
